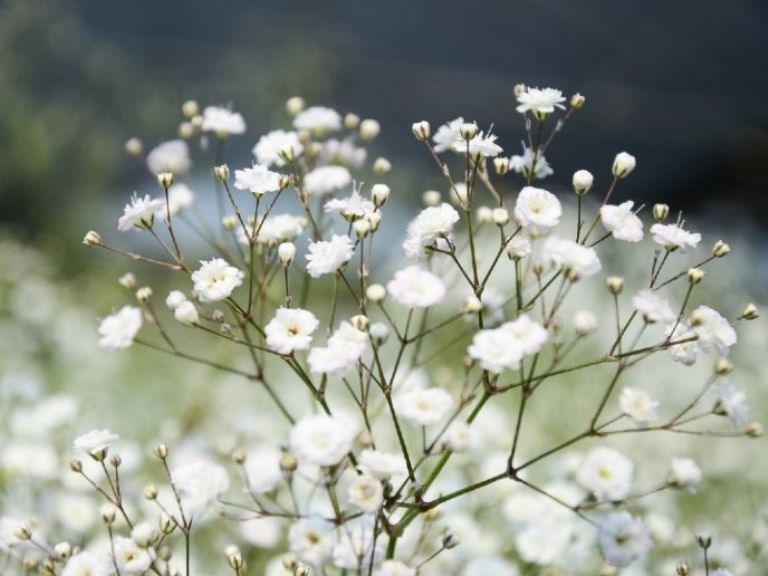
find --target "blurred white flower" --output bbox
[717,379,749,426]
[325,189,376,221]
[510,144,553,180]
[155,183,194,219]
[234,164,282,196]
[113,536,153,574]
[173,300,199,325]
[290,414,356,467]
[387,266,446,308]
[165,290,187,311]
[348,473,384,513]
[308,321,367,375]
[191,258,245,302]
[359,449,407,480]
[600,201,643,242]
[253,130,304,167]
[61,551,113,576]
[293,106,342,133]
[265,308,319,354]
[514,186,562,230]
[239,213,306,246]
[632,289,675,324]
[73,428,119,455]
[574,310,598,335]
[171,460,230,517]
[303,165,352,196]
[244,447,284,494]
[145,139,191,174]
[542,236,602,279]
[668,457,702,491]
[577,447,633,502]
[403,203,460,259]
[375,560,416,576]
[394,387,454,427]
[288,517,335,568]
[432,117,464,153]
[305,234,355,278]
[97,306,142,349]
[202,106,246,135]
[690,305,737,355]
[118,193,164,231]
[619,387,659,426]
[650,223,702,251]
[598,511,651,567]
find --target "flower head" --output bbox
[394,387,454,427]
[118,193,165,231]
[146,140,191,175]
[73,429,119,455]
[598,511,651,567]
[514,186,562,230]
[234,165,282,196]
[650,223,701,251]
[305,234,355,278]
[431,117,464,153]
[171,460,230,517]
[290,414,356,467]
[192,258,245,302]
[253,130,304,167]
[386,266,446,308]
[97,306,142,349]
[600,201,643,242]
[303,166,352,196]
[577,447,633,502]
[265,308,320,355]
[516,86,566,119]
[293,106,342,134]
[619,387,659,426]
[202,106,246,136]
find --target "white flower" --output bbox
[155,183,194,219]
[394,387,454,427]
[452,131,503,157]
[577,447,633,502]
[572,169,594,194]
[348,473,384,513]
[288,518,335,567]
[358,449,407,480]
[632,289,675,324]
[73,429,119,455]
[375,560,416,576]
[332,521,382,570]
[290,414,356,467]
[293,106,342,133]
[598,511,651,567]
[165,290,187,311]
[321,138,367,168]
[202,106,246,135]
[516,519,574,565]
[305,234,355,278]
[325,189,376,220]
[241,213,306,246]
[118,193,165,231]
[509,143,553,180]
[308,321,368,375]
[668,457,702,490]
[174,301,199,325]
[690,305,737,355]
[542,236,602,279]
[2,441,57,479]
[668,323,700,366]
[514,186,562,230]
[113,536,152,574]
[619,388,658,426]
[600,201,643,242]
[98,306,142,349]
[717,379,749,426]
[650,223,702,251]
[253,130,304,167]
[507,236,531,260]
[431,117,464,153]
[303,165,352,196]
[191,258,245,302]
[265,308,319,354]
[386,266,446,308]
[146,140,191,174]
[501,314,549,355]
[234,165,282,196]
[468,327,523,373]
[574,310,598,335]
[62,551,112,576]
[244,447,284,494]
[611,152,637,178]
[408,203,460,241]
[171,460,230,517]
[516,86,566,118]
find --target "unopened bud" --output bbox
[715,358,733,375]
[360,119,380,141]
[611,151,636,179]
[280,452,298,473]
[366,284,386,303]
[606,276,624,295]
[132,524,158,548]
[687,267,705,285]
[653,203,670,222]
[222,216,238,231]
[13,525,32,541]
[136,286,153,302]
[712,240,730,258]
[278,242,296,266]
[463,295,483,314]
[369,322,389,345]
[740,302,759,320]
[178,122,194,139]
[412,120,431,142]
[506,237,531,261]
[423,190,441,207]
[476,206,493,224]
[746,421,764,437]
[442,532,460,549]
[351,315,369,331]
[54,542,72,559]
[353,219,371,239]
[372,157,391,175]
[572,170,594,195]
[676,562,690,576]
[459,122,478,141]
[100,504,117,524]
[371,183,390,207]
[157,172,174,189]
[83,230,102,247]
[281,553,297,571]
[278,145,297,164]
[214,164,230,182]
[570,93,586,109]
[285,96,305,117]
[153,443,169,460]
[159,514,175,535]
[344,113,360,131]
[110,454,122,468]
[227,548,245,571]
[492,207,509,225]
[182,100,199,118]
[125,137,144,157]
[493,156,510,176]
[144,484,158,500]
[70,460,83,473]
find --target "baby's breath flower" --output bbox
[305,235,355,278]
[516,86,566,120]
[97,306,142,349]
[600,201,643,242]
[145,140,191,175]
[253,130,304,167]
[612,151,637,178]
[293,106,342,134]
[394,387,454,427]
[290,415,356,467]
[386,266,446,308]
[202,106,246,136]
[192,258,245,302]
[598,512,651,567]
[234,165,282,196]
[514,186,562,230]
[118,194,164,231]
[577,447,633,502]
[265,308,319,355]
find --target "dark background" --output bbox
[1,0,767,266]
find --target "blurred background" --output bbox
[1,0,767,274]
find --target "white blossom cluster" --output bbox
[2,89,764,576]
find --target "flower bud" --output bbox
[159,514,175,535]
[366,283,386,303]
[423,190,441,207]
[369,322,389,345]
[70,460,83,473]
[153,443,169,460]
[174,301,199,325]
[344,113,360,131]
[14,525,32,541]
[611,151,636,179]
[182,100,199,118]
[492,207,509,226]
[353,219,371,239]
[371,183,390,207]
[83,230,103,247]
[513,83,527,97]
[653,203,670,222]
[373,157,391,175]
[157,172,174,189]
[295,565,311,576]
[54,542,72,559]
[463,295,483,314]
[214,164,230,182]
[285,96,305,117]
[119,272,137,289]
[476,206,493,225]
[132,523,158,548]
[278,242,296,267]
[279,145,297,164]
[676,562,690,576]
[125,137,144,157]
[606,276,624,295]
[442,532,460,549]
[144,484,158,500]
[412,120,431,141]
[570,93,586,109]
[740,303,759,320]
[574,310,598,336]
[459,122,478,140]
[506,237,531,261]
[360,119,380,141]
[687,267,705,285]
[746,421,764,438]
[226,547,245,571]
[281,554,298,571]
[100,504,117,524]
[351,315,369,332]
[712,240,730,258]
[110,454,122,468]
[493,156,510,176]
[222,216,238,231]
[451,183,469,206]
[715,358,733,376]
[178,122,194,139]
[136,286,153,302]
[572,170,594,195]
[280,452,298,473]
